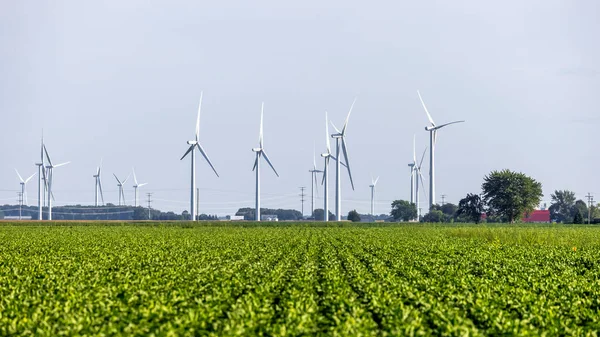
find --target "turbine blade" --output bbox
[44,145,53,167]
[313,142,317,169]
[113,173,122,185]
[138,183,148,187]
[54,162,70,168]
[330,121,341,134]
[374,176,379,186]
[341,138,354,190]
[123,174,130,185]
[325,111,331,153]
[313,172,319,195]
[132,168,138,185]
[261,150,279,177]
[417,90,436,126]
[99,177,105,205]
[413,134,417,163]
[331,155,348,168]
[259,102,264,148]
[15,169,24,183]
[341,97,357,135]
[180,145,194,160]
[196,91,203,141]
[25,172,36,184]
[321,157,328,185]
[418,171,428,201]
[24,190,28,206]
[435,120,466,130]
[196,143,220,177]
[419,147,428,168]
[252,156,258,172]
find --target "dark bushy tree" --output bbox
[313,209,335,221]
[390,200,417,222]
[422,210,444,223]
[347,210,361,222]
[573,210,584,224]
[482,169,543,223]
[456,194,485,224]
[548,190,576,223]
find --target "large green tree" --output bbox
[390,200,417,222]
[573,200,588,223]
[456,193,485,224]
[482,169,543,223]
[548,190,576,223]
[422,210,444,223]
[347,210,361,222]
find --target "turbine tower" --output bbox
[320,111,333,222]
[36,133,45,220]
[369,176,379,218]
[414,146,428,219]
[309,145,323,219]
[15,170,36,206]
[330,99,356,221]
[418,91,465,210]
[43,144,70,221]
[408,135,416,205]
[113,173,130,206]
[252,102,279,221]
[180,92,219,221]
[132,168,147,207]
[93,159,105,207]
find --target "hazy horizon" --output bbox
[1,0,598,217]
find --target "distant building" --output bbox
[3,216,32,220]
[261,214,278,221]
[523,210,550,223]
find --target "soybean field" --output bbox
[1,224,600,336]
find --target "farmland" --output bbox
[1,224,599,336]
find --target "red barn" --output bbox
[522,210,550,223]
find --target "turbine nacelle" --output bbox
[252,148,262,153]
[187,140,198,145]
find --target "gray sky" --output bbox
[1,0,598,216]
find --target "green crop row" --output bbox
[0,225,599,336]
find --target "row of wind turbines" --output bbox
[180,90,463,222]
[15,90,463,221]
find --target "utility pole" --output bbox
[147,193,153,220]
[586,193,594,225]
[441,194,447,206]
[299,187,306,218]
[17,192,23,220]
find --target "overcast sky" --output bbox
[1,0,598,217]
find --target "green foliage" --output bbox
[482,169,543,223]
[347,210,361,222]
[422,210,444,223]
[390,200,417,221]
[573,209,584,224]
[313,208,336,221]
[236,208,303,221]
[549,190,576,223]
[2,224,600,335]
[457,193,484,224]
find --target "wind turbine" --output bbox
[93,159,105,207]
[309,145,323,219]
[369,176,379,219]
[330,99,356,221]
[252,102,279,221]
[408,135,416,206]
[132,168,147,207]
[113,173,130,206]
[418,90,465,210]
[43,145,70,221]
[15,170,36,206]
[180,92,219,221]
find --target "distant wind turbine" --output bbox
[15,169,36,206]
[330,98,356,221]
[93,159,105,207]
[252,102,279,221]
[309,144,323,219]
[43,144,70,220]
[180,92,219,221]
[132,168,147,207]
[418,91,465,210]
[369,176,379,218]
[113,173,130,206]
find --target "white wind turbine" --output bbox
[180,92,219,221]
[330,99,356,221]
[252,102,279,221]
[309,145,323,219]
[43,145,70,221]
[369,176,379,218]
[418,91,465,210]
[15,170,36,206]
[93,159,105,207]
[132,168,147,207]
[113,173,130,206]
